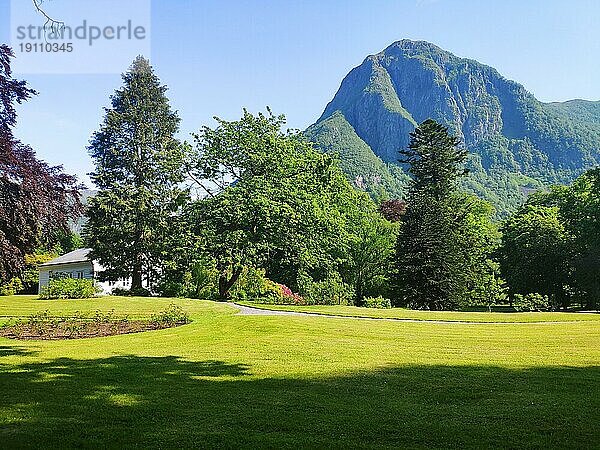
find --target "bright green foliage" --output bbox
[519,168,600,309]
[149,304,190,326]
[394,120,501,310]
[186,110,393,301]
[229,267,275,302]
[0,278,23,296]
[513,293,552,312]
[297,271,351,305]
[39,278,100,299]
[499,205,569,306]
[12,241,83,295]
[85,57,187,290]
[456,196,506,307]
[362,296,392,309]
[547,169,600,309]
[344,218,398,303]
[20,252,56,294]
[158,256,219,300]
[0,252,56,296]
[54,231,83,255]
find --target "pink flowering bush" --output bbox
[276,283,306,305]
[225,265,306,305]
[255,281,306,305]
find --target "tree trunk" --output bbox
[132,260,143,290]
[218,266,243,300]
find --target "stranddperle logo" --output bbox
[10,0,151,74]
[16,20,147,47]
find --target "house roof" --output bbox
[39,248,92,267]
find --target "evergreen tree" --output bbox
[394,120,469,310]
[85,57,186,292]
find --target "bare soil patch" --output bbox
[0,304,190,340]
[0,320,188,340]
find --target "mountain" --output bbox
[306,40,600,215]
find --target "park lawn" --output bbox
[0,295,233,321]
[238,301,600,323]
[0,295,599,448]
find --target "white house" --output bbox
[38,248,138,295]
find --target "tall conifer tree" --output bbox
[394,119,469,310]
[85,57,186,291]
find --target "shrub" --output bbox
[158,258,218,299]
[298,271,351,305]
[513,293,552,312]
[39,278,100,299]
[277,284,305,304]
[21,252,56,294]
[150,304,190,326]
[185,260,219,299]
[230,266,271,301]
[363,296,392,309]
[0,278,24,296]
[256,282,306,305]
[230,267,306,305]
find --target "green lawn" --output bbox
[238,301,600,323]
[1,295,599,448]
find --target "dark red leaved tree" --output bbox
[0,45,83,283]
[379,199,407,222]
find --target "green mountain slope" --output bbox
[306,39,600,215]
[305,111,409,200]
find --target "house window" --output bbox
[76,271,84,279]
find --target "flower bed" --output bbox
[0,304,190,340]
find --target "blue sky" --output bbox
[1,0,599,186]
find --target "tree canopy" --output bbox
[184,110,395,301]
[500,168,600,309]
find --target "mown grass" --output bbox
[0,295,231,321]
[0,295,599,448]
[238,301,600,323]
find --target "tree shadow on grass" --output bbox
[0,345,37,357]
[0,355,598,448]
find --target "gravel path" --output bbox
[229,303,588,325]
[231,303,319,317]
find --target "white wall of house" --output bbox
[92,261,150,294]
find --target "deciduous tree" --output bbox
[0,45,82,284]
[499,204,569,307]
[187,110,393,301]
